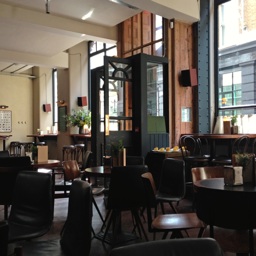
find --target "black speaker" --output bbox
[180,68,198,86]
[43,104,51,112]
[77,96,87,106]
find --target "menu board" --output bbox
[0,110,12,132]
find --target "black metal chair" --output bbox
[179,135,211,187]
[211,135,250,166]
[156,158,186,213]
[126,156,145,166]
[0,150,10,157]
[0,221,8,256]
[10,180,92,256]
[8,171,53,243]
[141,172,206,240]
[102,165,149,245]
[110,238,224,256]
[0,157,32,219]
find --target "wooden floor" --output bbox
[0,189,250,255]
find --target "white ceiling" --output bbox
[0,0,200,75]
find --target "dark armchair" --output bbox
[110,238,224,256]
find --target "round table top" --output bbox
[194,177,256,192]
[32,159,60,169]
[194,178,256,229]
[84,166,111,177]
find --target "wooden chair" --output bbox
[141,172,206,240]
[62,145,75,161]
[74,144,85,166]
[191,166,225,184]
[54,160,81,197]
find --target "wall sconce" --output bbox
[0,105,8,109]
[56,100,66,105]
[77,96,87,107]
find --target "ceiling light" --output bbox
[81,8,94,20]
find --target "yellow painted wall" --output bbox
[0,75,33,150]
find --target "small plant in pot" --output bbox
[231,115,238,134]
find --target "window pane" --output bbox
[218,0,256,115]
[143,11,151,45]
[90,53,104,69]
[147,62,164,116]
[154,15,163,41]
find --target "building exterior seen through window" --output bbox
[218,0,256,116]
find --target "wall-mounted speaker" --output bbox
[77,96,87,107]
[180,68,198,87]
[43,104,51,112]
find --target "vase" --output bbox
[79,126,85,134]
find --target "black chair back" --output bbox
[81,150,93,169]
[126,156,144,166]
[8,171,53,242]
[145,151,166,189]
[158,158,185,198]
[60,180,92,256]
[110,238,224,256]
[0,151,10,158]
[0,221,8,256]
[107,165,148,210]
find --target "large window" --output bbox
[120,11,164,57]
[217,0,256,116]
[88,41,117,109]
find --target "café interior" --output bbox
[1,0,256,255]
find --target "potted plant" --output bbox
[232,152,254,184]
[65,109,91,134]
[231,115,238,134]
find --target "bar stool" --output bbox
[9,141,21,156]
[74,144,85,165]
[23,142,34,155]
[62,145,75,161]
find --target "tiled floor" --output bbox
[0,190,247,255]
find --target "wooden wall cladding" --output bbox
[171,21,196,144]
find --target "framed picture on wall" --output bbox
[0,110,12,132]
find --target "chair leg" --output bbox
[131,209,148,241]
[92,197,105,226]
[169,202,178,213]
[249,229,254,256]
[4,205,8,220]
